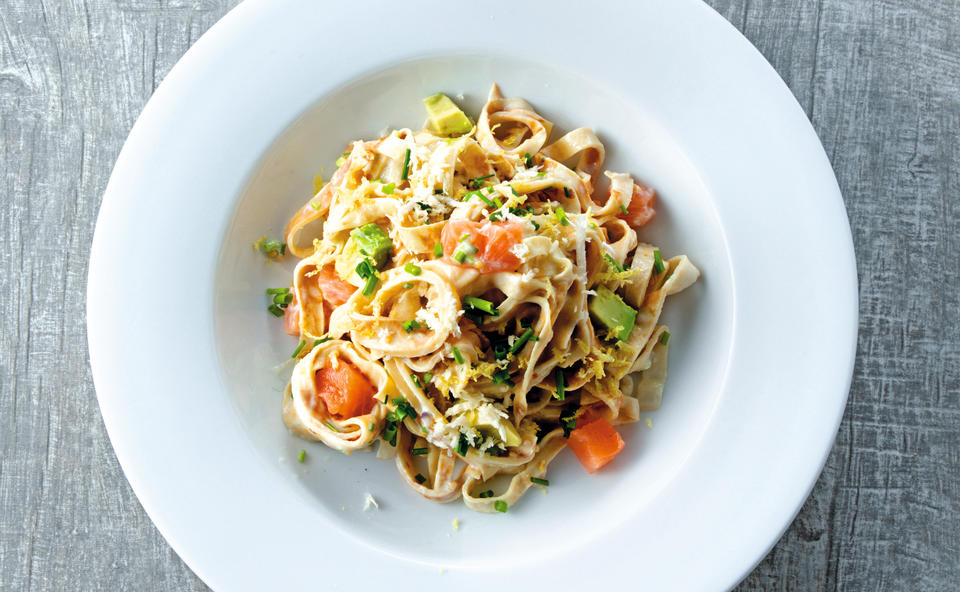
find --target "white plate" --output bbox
[87,1,857,590]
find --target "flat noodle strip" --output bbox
[271,84,699,512]
[284,340,388,451]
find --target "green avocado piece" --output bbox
[589,286,638,341]
[423,93,473,136]
[350,223,393,269]
[466,409,522,447]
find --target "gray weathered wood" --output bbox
[1,1,957,590]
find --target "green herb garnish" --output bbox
[659,330,671,345]
[404,262,422,276]
[554,368,565,401]
[297,450,306,463]
[530,477,549,486]
[653,249,665,274]
[402,320,421,333]
[401,148,411,180]
[412,447,429,456]
[603,253,625,272]
[464,295,498,316]
[291,340,306,358]
[555,206,570,226]
[434,242,444,258]
[451,346,464,364]
[494,500,508,513]
[509,328,535,355]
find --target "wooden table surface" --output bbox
[2,1,957,590]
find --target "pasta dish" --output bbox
[263,85,699,513]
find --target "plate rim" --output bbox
[87,1,858,590]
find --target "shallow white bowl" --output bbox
[88,1,858,590]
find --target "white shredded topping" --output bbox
[509,241,530,261]
[363,492,379,511]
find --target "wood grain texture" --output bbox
[1,1,957,590]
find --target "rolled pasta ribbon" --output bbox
[292,257,331,341]
[476,84,553,158]
[285,140,381,258]
[394,431,464,503]
[541,127,606,192]
[461,428,567,513]
[621,328,670,412]
[328,266,460,358]
[284,339,389,451]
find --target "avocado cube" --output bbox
[350,223,393,269]
[589,286,638,341]
[423,93,473,136]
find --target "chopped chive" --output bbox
[523,153,533,168]
[536,171,545,178]
[434,242,444,258]
[469,173,495,189]
[362,274,378,297]
[414,473,426,484]
[312,337,332,347]
[509,328,535,355]
[422,372,433,384]
[492,341,509,361]
[563,187,571,198]
[258,238,285,259]
[267,304,284,317]
[555,206,570,226]
[554,368,565,401]
[410,373,424,390]
[530,477,549,486]
[297,449,306,463]
[412,447,429,456]
[382,182,396,194]
[489,210,503,222]
[452,237,478,265]
[355,258,376,279]
[404,262,422,276]
[604,253,625,272]
[478,489,494,498]
[531,219,540,231]
[451,346,464,364]
[393,397,416,420]
[323,420,341,433]
[478,192,498,208]
[309,200,321,210]
[291,340,306,358]
[402,320,421,333]
[510,186,520,197]
[492,369,514,386]
[401,148,411,180]
[619,204,629,215]
[494,500,508,513]
[265,287,290,295]
[659,330,671,345]
[456,433,468,456]
[653,249,665,274]
[463,295,498,316]
[402,282,414,289]
[335,156,346,167]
